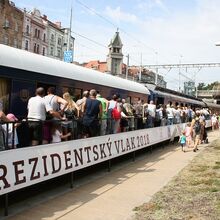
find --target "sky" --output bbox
[14,0,220,90]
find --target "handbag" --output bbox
[112,103,121,120]
[64,109,76,120]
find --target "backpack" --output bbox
[112,103,121,120]
[195,119,201,133]
[64,109,76,120]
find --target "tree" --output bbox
[197,83,206,90]
[197,81,219,90]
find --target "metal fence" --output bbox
[0,114,210,151]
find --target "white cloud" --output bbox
[105,6,138,24]
[71,0,220,89]
[124,0,220,88]
[137,0,169,13]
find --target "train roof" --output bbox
[151,89,205,106]
[202,100,220,109]
[0,44,150,95]
[145,83,205,106]
[146,83,203,101]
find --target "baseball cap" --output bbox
[6,113,18,121]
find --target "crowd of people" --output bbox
[179,111,209,153]
[0,87,219,150]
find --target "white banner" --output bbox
[0,124,185,195]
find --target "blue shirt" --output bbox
[180,135,186,144]
[83,98,101,126]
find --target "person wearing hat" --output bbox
[2,113,19,149]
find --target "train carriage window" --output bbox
[0,77,11,113]
[11,80,35,118]
[60,87,82,102]
[125,96,131,104]
[37,83,56,96]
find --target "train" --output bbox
[0,44,149,118]
[1,44,219,117]
[0,43,220,198]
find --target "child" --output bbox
[185,122,192,147]
[179,130,186,152]
[2,113,19,149]
[51,123,71,143]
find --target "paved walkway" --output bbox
[5,130,220,220]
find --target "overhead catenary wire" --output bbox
[72,31,107,48]
[74,0,184,66]
[75,0,157,53]
[73,0,196,89]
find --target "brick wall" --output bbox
[0,0,23,49]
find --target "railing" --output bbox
[0,114,211,151]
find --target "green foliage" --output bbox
[198,81,219,90]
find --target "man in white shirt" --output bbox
[28,87,65,146]
[166,104,174,125]
[27,87,50,146]
[148,100,156,127]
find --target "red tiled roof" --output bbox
[83,60,108,73]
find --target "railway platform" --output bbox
[4,130,220,220]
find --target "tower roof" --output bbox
[108,31,123,48]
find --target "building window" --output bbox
[25,40,29,50]
[42,47,45,56]
[35,29,37,37]
[34,43,37,53]
[51,34,54,42]
[3,19,10,28]
[26,25,29,34]
[43,33,46,42]
[37,44,39,53]
[57,49,61,58]
[58,37,61,45]
[4,36,9,45]
[15,22,18,32]
[14,39,18,48]
[37,30,40,39]
[50,47,54,56]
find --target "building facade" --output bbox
[22,9,48,56]
[82,60,108,72]
[41,17,75,61]
[0,0,23,49]
[0,2,74,61]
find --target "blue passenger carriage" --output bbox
[0,44,149,118]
